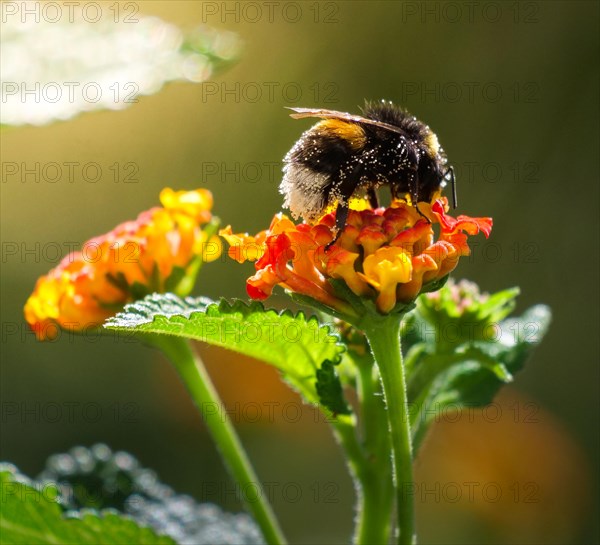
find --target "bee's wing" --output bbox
[287,107,405,135]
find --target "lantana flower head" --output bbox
[221,198,492,318]
[417,278,520,345]
[24,188,220,341]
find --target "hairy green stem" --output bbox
[331,413,392,545]
[154,335,287,545]
[365,318,416,545]
[353,355,393,544]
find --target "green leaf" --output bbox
[0,464,174,545]
[315,360,351,416]
[410,304,552,453]
[417,274,450,296]
[442,304,552,405]
[477,287,520,323]
[105,294,345,407]
[454,345,514,382]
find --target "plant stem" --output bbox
[353,355,393,544]
[365,317,416,545]
[153,335,287,545]
[330,415,391,545]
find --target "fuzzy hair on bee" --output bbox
[280,100,456,245]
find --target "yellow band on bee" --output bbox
[424,131,440,155]
[317,119,367,150]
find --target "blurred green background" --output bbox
[1,1,598,543]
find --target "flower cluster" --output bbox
[417,278,519,344]
[221,199,492,316]
[24,188,221,341]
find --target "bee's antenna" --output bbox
[447,166,457,208]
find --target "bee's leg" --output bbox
[326,164,362,250]
[407,168,419,206]
[412,179,429,221]
[406,145,421,205]
[414,202,431,223]
[408,168,431,223]
[367,187,380,209]
[325,202,349,250]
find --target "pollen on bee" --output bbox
[280,163,329,223]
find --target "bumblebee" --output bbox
[280,100,456,244]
